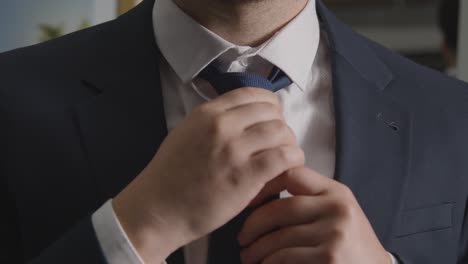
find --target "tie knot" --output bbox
[198,63,292,95]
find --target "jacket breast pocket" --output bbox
[395,203,454,238]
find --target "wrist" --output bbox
[112,186,190,263]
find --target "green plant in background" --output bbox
[38,19,91,42]
[38,23,64,42]
[79,19,91,30]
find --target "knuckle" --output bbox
[194,103,214,116]
[329,186,355,214]
[276,146,291,163]
[287,126,297,142]
[252,154,270,171]
[242,88,281,107]
[329,224,346,241]
[252,146,303,175]
[276,146,301,166]
[262,120,285,135]
[275,121,289,134]
[296,147,306,164]
[320,240,347,264]
[220,143,249,187]
[283,146,305,167]
[320,246,340,264]
[335,200,353,218]
[267,92,281,106]
[217,160,245,189]
[333,185,356,209]
[222,140,243,162]
[277,126,294,145]
[289,197,310,215]
[211,114,229,137]
[241,87,262,98]
[254,122,271,136]
[269,101,283,115]
[340,184,355,200]
[253,102,281,119]
[226,170,242,187]
[327,198,345,215]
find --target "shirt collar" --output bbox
[257,0,320,91]
[153,0,319,91]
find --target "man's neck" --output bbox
[173,0,309,47]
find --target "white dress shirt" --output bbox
[92,0,399,263]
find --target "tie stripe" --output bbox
[198,63,293,95]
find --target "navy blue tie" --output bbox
[198,63,292,94]
[199,63,292,264]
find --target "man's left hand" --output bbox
[238,167,392,264]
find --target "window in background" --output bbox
[324,0,445,71]
[459,0,468,81]
[438,0,460,77]
[0,1,93,52]
[119,0,143,15]
[0,0,142,53]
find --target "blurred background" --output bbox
[0,0,141,52]
[0,0,467,81]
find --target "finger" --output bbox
[213,102,285,137]
[240,120,296,156]
[250,145,305,184]
[239,196,328,246]
[249,166,331,208]
[241,223,320,264]
[203,102,284,141]
[284,167,332,196]
[261,247,320,264]
[249,173,288,207]
[209,87,281,111]
[242,218,340,264]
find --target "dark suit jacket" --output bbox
[1,0,468,263]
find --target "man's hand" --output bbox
[239,167,391,264]
[112,88,305,263]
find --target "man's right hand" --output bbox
[112,88,305,263]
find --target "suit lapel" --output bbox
[318,1,413,243]
[74,2,186,262]
[74,0,167,201]
[330,55,412,242]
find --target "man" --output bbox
[0,0,467,263]
[439,0,460,77]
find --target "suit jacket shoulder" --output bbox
[366,37,468,111]
[0,19,117,106]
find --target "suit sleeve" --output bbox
[0,176,107,264]
[28,218,108,264]
[0,175,24,263]
[457,195,468,263]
